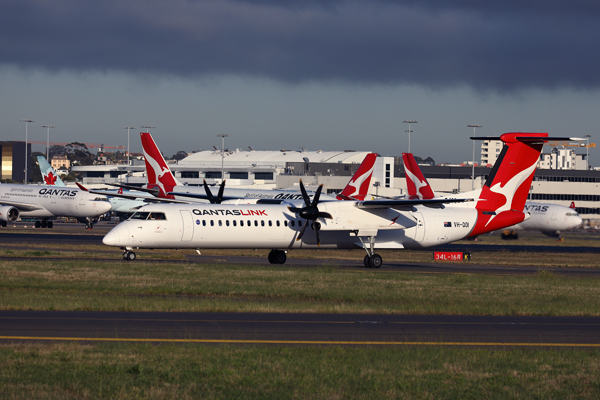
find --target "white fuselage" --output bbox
[0,184,112,219]
[509,203,582,232]
[103,202,479,250]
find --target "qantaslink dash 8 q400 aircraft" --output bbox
[103,133,575,267]
[402,151,583,240]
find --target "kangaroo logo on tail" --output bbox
[402,153,435,200]
[140,132,181,198]
[469,133,547,237]
[337,153,377,201]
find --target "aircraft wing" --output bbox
[0,200,46,212]
[355,198,473,210]
[76,183,192,204]
[104,183,159,196]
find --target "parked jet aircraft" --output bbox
[0,183,112,228]
[402,152,582,239]
[103,132,566,267]
[108,132,377,203]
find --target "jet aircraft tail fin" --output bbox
[37,156,66,187]
[402,153,435,200]
[336,153,377,201]
[140,132,182,198]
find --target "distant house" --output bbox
[51,155,70,170]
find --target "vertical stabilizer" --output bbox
[140,132,182,198]
[402,153,435,200]
[37,156,66,187]
[336,153,377,201]
[469,133,547,236]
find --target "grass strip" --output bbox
[1,259,599,315]
[0,342,599,399]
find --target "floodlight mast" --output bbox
[42,125,55,161]
[467,124,482,190]
[403,120,417,154]
[122,126,135,166]
[216,134,230,182]
[19,119,34,183]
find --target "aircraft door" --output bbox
[412,212,425,242]
[180,210,194,242]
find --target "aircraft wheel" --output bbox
[268,250,276,264]
[364,255,370,268]
[35,221,41,228]
[368,254,383,269]
[274,250,286,264]
[126,251,136,261]
[122,252,128,259]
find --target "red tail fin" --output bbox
[570,201,576,209]
[469,133,547,236]
[140,132,180,198]
[402,153,435,200]
[337,153,377,201]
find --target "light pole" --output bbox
[122,126,135,166]
[19,119,34,183]
[585,134,591,170]
[403,120,417,154]
[467,124,482,190]
[41,125,55,161]
[216,134,230,181]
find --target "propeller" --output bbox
[203,179,226,204]
[288,180,332,245]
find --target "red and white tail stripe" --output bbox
[402,153,436,200]
[337,153,377,201]
[140,132,181,198]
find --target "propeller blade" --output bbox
[312,184,323,207]
[203,180,216,203]
[318,212,333,219]
[299,180,311,207]
[288,207,302,214]
[217,180,226,203]
[313,222,321,246]
[296,220,308,241]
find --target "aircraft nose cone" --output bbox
[103,230,119,246]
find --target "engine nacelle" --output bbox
[0,206,19,222]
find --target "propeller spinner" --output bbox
[288,180,332,245]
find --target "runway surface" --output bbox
[1,311,599,347]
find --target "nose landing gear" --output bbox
[122,249,136,261]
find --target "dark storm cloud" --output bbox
[2,0,600,91]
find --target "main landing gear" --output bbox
[357,234,383,268]
[34,220,53,228]
[122,249,136,261]
[268,249,287,264]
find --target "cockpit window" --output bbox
[130,211,150,220]
[148,212,166,220]
[94,197,110,202]
[566,212,579,216]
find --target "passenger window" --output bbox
[254,220,258,227]
[240,220,244,227]
[268,221,272,227]
[210,220,214,226]
[202,220,206,227]
[261,220,265,227]
[219,220,222,226]
[284,221,288,227]
[248,220,251,226]
[276,221,280,227]
[290,221,295,227]
[233,220,237,227]
[226,220,230,226]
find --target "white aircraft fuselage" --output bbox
[103,202,480,250]
[0,184,112,221]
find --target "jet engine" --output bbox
[0,206,19,222]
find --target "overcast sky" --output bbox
[1,0,599,165]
